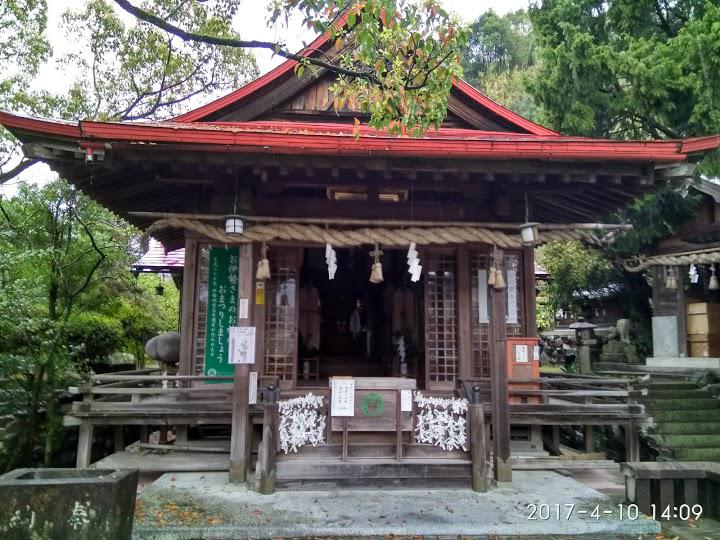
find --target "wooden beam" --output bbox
[229,243,254,483]
[489,250,511,482]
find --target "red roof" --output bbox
[171,22,557,136]
[2,111,716,162]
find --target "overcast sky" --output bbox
[3,0,531,197]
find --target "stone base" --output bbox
[646,357,720,370]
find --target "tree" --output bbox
[462,9,540,121]
[113,0,467,135]
[529,0,720,172]
[0,180,179,469]
[0,0,258,185]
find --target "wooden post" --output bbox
[139,425,149,444]
[550,425,561,455]
[675,274,687,356]
[457,246,473,379]
[584,426,594,453]
[255,385,279,494]
[469,386,489,492]
[625,420,640,462]
[489,249,511,482]
[76,385,94,468]
[76,422,94,468]
[395,390,402,462]
[229,243,254,483]
[113,426,125,453]
[178,237,198,377]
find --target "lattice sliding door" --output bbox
[424,252,458,388]
[263,248,300,385]
[469,250,526,378]
[193,245,210,375]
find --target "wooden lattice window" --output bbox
[264,251,298,382]
[471,252,491,378]
[424,252,458,385]
[470,250,526,377]
[193,246,209,375]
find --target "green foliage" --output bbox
[0,181,179,469]
[462,9,541,121]
[1,0,258,183]
[536,241,612,329]
[606,185,701,259]
[62,312,124,364]
[529,0,720,173]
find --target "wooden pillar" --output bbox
[113,426,125,453]
[675,274,687,356]
[178,236,198,376]
[625,420,640,462]
[522,246,537,337]
[489,249,511,482]
[255,386,278,494]
[584,425,594,453]
[469,387,489,492]
[76,422,93,468]
[457,246,473,379]
[229,243,254,483]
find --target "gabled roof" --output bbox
[171,25,557,136]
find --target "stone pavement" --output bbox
[132,470,662,539]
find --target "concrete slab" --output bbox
[133,470,661,539]
[646,357,720,369]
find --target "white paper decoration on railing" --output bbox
[325,243,337,280]
[278,393,326,454]
[407,242,422,282]
[689,264,699,284]
[413,392,468,451]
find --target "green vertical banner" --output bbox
[204,246,239,381]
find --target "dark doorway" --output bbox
[298,247,422,382]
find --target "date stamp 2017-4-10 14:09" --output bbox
[527,503,704,522]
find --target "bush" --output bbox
[62,312,124,363]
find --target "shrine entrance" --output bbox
[297,247,423,384]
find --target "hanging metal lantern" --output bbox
[224,215,244,235]
[519,222,540,246]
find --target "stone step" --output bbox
[642,398,720,411]
[672,447,720,461]
[650,408,720,422]
[276,457,471,482]
[652,434,720,448]
[634,382,700,391]
[652,421,720,435]
[644,389,712,399]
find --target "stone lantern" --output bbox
[569,317,597,373]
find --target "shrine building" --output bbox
[2,28,719,489]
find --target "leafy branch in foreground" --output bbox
[114,0,468,135]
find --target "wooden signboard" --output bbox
[330,377,416,432]
[204,247,239,381]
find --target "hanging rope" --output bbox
[623,248,720,273]
[146,217,608,248]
